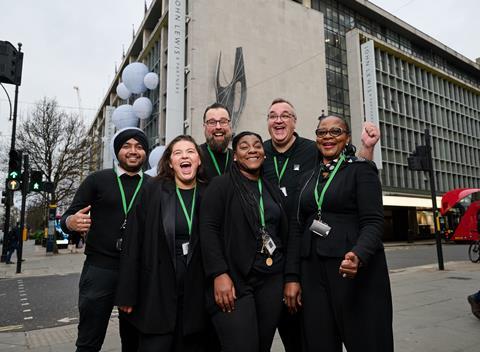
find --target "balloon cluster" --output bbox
[112,62,159,130]
[145,145,166,176]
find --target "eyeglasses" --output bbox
[204,118,230,127]
[267,113,294,121]
[315,127,348,138]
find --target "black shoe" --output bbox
[6,261,14,264]
[467,295,480,319]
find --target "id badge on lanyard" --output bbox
[309,155,344,238]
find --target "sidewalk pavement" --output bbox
[1,240,479,352]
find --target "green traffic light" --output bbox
[33,183,40,190]
[9,171,19,179]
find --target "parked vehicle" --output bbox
[439,188,480,242]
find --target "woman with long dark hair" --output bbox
[285,115,393,352]
[116,135,210,352]
[200,131,291,352]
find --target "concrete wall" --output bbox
[187,0,327,143]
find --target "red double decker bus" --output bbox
[439,188,480,242]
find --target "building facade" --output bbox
[88,0,480,240]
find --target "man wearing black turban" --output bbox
[61,127,149,352]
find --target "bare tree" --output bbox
[16,97,90,207]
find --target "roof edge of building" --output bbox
[347,0,480,73]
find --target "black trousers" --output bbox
[139,331,206,352]
[138,255,209,352]
[211,271,283,352]
[301,251,393,352]
[277,307,303,352]
[76,262,139,352]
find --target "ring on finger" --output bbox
[342,273,347,278]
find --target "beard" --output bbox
[206,133,231,152]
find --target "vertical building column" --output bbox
[345,30,365,150]
[165,0,186,144]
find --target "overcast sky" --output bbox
[1,0,478,142]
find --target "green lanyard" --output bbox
[207,145,229,176]
[176,185,197,235]
[314,155,345,215]
[258,179,265,229]
[273,156,289,184]
[116,173,144,216]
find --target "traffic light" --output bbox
[0,41,23,86]
[29,170,43,192]
[6,179,20,191]
[8,149,22,181]
[43,181,54,194]
[407,145,431,171]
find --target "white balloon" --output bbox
[133,97,153,120]
[112,104,139,129]
[145,167,157,177]
[116,83,131,100]
[144,72,159,90]
[122,62,149,94]
[148,145,166,169]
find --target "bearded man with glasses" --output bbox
[262,97,380,352]
[200,102,234,181]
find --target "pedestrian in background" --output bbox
[200,131,289,352]
[285,115,393,352]
[61,127,149,352]
[5,223,20,264]
[117,135,211,352]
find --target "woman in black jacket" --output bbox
[285,115,393,352]
[200,131,290,352]
[116,135,209,352]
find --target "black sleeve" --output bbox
[284,173,311,282]
[115,186,149,306]
[199,179,229,279]
[351,163,384,265]
[60,174,97,234]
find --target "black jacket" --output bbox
[199,173,289,305]
[115,178,208,335]
[287,160,384,278]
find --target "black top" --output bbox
[244,178,284,273]
[200,172,290,309]
[263,134,318,216]
[116,178,208,335]
[60,169,148,269]
[175,188,195,255]
[287,159,384,280]
[200,143,233,181]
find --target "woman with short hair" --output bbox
[285,115,393,352]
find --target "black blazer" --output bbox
[287,160,384,278]
[116,178,208,335]
[199,173,289,306]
